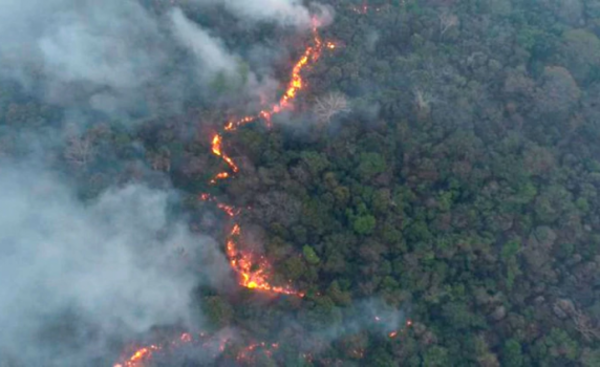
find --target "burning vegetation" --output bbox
[114,14,333,367]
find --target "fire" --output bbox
[220,17,334,131]
[211,134,238,173]
[113,345,160,367]
[199,193,239,217]
[201,18,334,297]
[115,14,328,367]
[209,171,229,184]
[236,341,280,362]
[388,331,398,338]
[226,224,304,297]
[113,332,235,367]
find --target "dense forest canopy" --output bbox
[2,0,600,366]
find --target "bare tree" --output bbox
[64,135,95,169]
[439,9,459,36]
[414,88,434,113]
[554,299,600,341]
[313,92,350,124]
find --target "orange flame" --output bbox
[211,134,239,173]
[113,345,160,367]
[199,193,239,217]
[201,19,334,297]
[114,15,339,367]
[226,224,304,297]
[221,18,333,131]
[209,171,229,184]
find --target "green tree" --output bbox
[503,338,524,367]
[357,152,387,180]
[303,245,321,265]
[423,346,449,367]
[353,214,376,235]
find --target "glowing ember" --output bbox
[388,331,398,338]
[236,341,280,362]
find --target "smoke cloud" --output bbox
[0,160,229,366]
[0,0,320,121]
[192,0,313,28]
[169,8,239,80]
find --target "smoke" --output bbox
[169,8,239,81]
[320,299,408,341]
[191,0,313,28]
[0,0,168,117]
[0,160,229,366]
[0,0,323,122]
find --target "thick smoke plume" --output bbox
[191,0,313,27]
[0,160,229,366]
[0,0,323,121]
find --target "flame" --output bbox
[209,171,229,184]
[388,331,398,338]
[211,134,239,173]
[115,15,329,367]
[199,193,239,217]
[113,332,233,367]
[221,18,334,132]
[201,19,333,297]
[113,345,160,367]
[226,224,304,297]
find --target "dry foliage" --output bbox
[313,92,350,124]
[439,9,459,35]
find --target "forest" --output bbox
[2,0,600,366]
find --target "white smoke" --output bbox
[170,8,239,80]
[192,0,313,28]
[0,160,229,366]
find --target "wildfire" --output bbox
[221,18,334,132]
[236,341,280,363]
[226,224,304,297]
[211,134,238,173]
[201,19,334,297]
[113,345,160,367]
[113,332,233,367]
[115,14,329,367]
